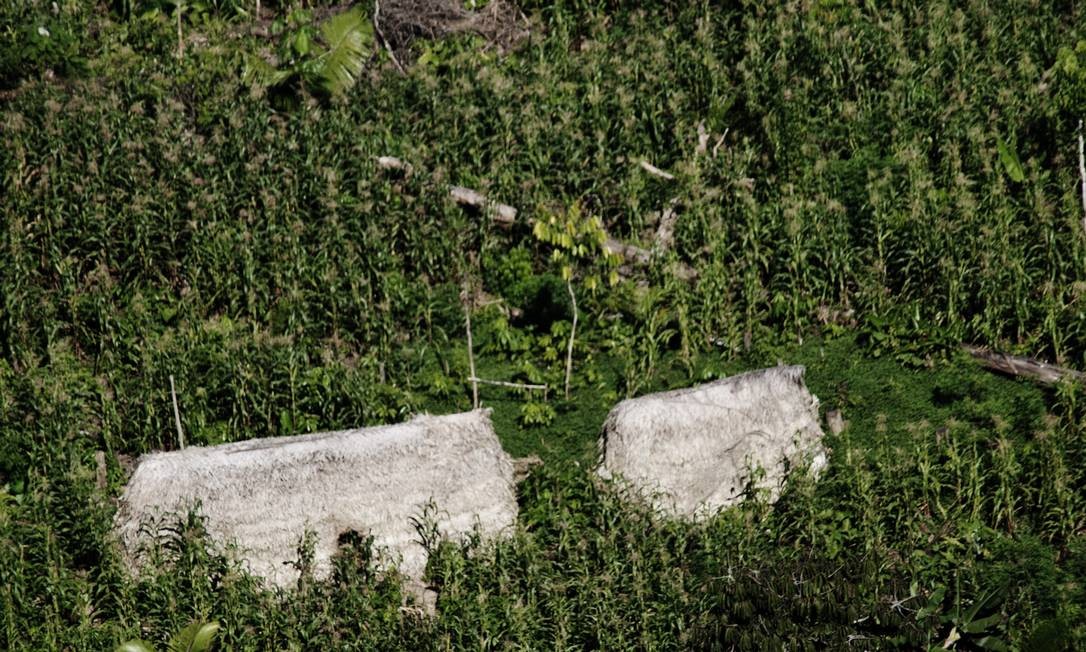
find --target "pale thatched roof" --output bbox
[599,366,826,519]
[114,410,517,588]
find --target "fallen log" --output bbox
[377,155,696,279]
[962,344,1086,385]
[376,155,413,175]
[449,185,518,226]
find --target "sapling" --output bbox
[532,201,620,398]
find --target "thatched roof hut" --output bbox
[599,366,826,519]
[114,409,516,588]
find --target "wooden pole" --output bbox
[468,377,548,391]
[170,374,186,449]
[1078,119,1086,235]
[463,286,479,409]
[564,280,578,400]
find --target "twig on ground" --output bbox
[639,159,676,180]
[712,128,729,158]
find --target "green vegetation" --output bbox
[2,0,1086,648]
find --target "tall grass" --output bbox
[2,0,1086,648]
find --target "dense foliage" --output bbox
[2,0,1086,648]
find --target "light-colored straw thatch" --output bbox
[114,409,516,588]
[599,366,826,519]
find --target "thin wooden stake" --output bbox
[463,288,479,409]
[564,280,578,400]
[468,377,548,391]
[1078,119,1086,235]
[170,374,186,450]
[176,9,184,60]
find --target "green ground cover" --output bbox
[3,0,1086,648]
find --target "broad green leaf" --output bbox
[116,641,155,652]
[961,612,1002,634]
[996,136,1025,183]
[169,620,220,652]
[293,30,310,56]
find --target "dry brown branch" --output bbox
[379,0,529,65]
[712,128,729,158]
[962,344,1085,385]
[512,454,543,483]
[373,0,407,74]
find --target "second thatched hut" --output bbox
[599,366,827,519]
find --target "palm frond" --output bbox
[316,7,373,96]
[242,52,293,90]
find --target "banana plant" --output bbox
[116,621,220,652]
[244,7,373,99]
